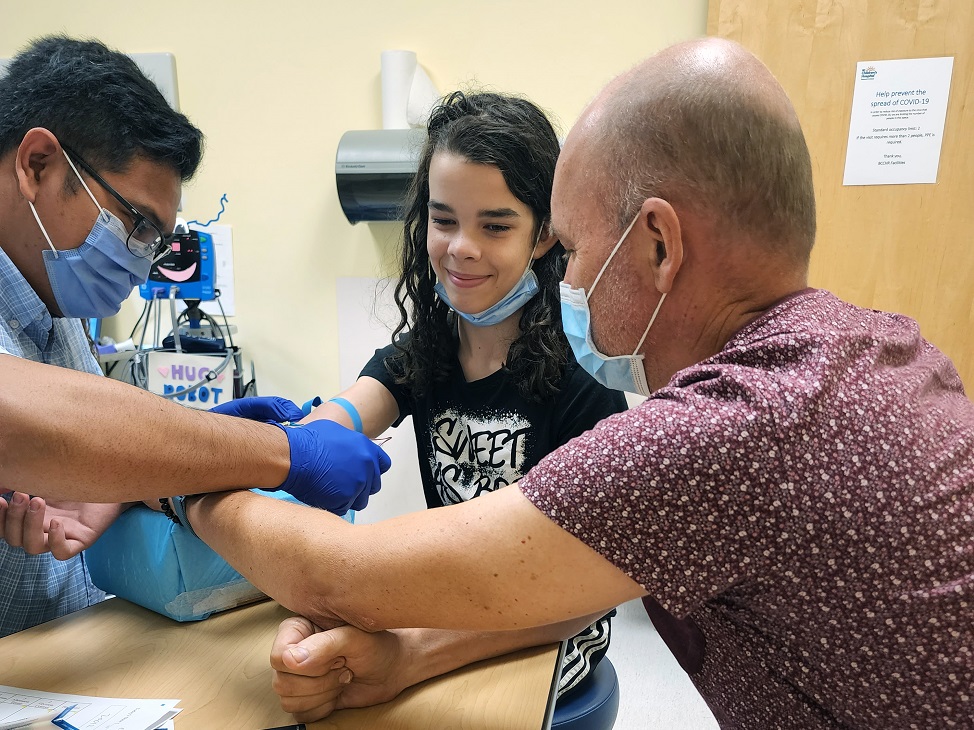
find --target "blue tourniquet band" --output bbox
[301,396,323,416]
[327,397,364,433]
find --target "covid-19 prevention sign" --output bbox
[843,56,954,186]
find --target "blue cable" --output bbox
[188,193,229,227]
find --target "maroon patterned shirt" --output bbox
[521,289,974,729]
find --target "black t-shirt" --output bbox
[360,340,628,509]
[359,336,628,698]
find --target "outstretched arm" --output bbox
[0,354,289,501]
[300,376,399,438]
[0,357,390,514]
[186,485,644,633]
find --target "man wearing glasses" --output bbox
[0,36,390,636]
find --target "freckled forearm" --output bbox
[187,491,353,622]
[188,486,642,633]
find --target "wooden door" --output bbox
[708,0,974,386]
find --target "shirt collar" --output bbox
[0,246,54,350]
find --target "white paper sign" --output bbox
[145,350,234,409]
[843,56,953,186]
[191,223,235,316]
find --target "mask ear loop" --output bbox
[428,259,438,287]
[521,230,543,277]
[28,200,59,258]
[30,149,106,260]
[631,292,666,356]
[586,213,640,301]
[584,212,667,356]
[61,149,103,212]
[518,218,551,281]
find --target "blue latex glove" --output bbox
[271,420,392,513]
[209,396,304,423]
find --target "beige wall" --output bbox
[0,0,708,400]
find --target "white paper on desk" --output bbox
[0,706,59,730]
[0,685,179,730]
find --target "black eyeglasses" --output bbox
[61,144,173,260]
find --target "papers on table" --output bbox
[0,686,179,730]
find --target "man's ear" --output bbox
[532,220,559,260]
[636,197,684,294]
[15,128,63,203]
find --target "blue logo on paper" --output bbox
[860,66,878,80]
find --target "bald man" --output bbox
[170,39,970,727]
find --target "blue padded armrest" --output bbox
[86,490,352,621]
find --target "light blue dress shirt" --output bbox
[0,247,107,637]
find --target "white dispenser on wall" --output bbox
[335,50,438,224]
[335,128,425,224]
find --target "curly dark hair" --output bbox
[389,90,568,402]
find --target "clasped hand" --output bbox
[271,617,408,722]
[210,397,392,513]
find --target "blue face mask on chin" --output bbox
[433,236,543,328]
[434,266,540,328]
[559,214,666,397]
[29,151,152,319]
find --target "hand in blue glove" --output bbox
[271,420,392,514]
[209,396,304,424]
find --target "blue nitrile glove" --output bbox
[209,396,304,423]
[270,420,392,514]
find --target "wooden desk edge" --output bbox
[3,598,562,730]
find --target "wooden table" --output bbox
[1,598,561,729]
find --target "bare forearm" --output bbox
[300,377,399,439]
[187,488,644,633]
[393,617,600,689]
[0,355,289,501]
[187,490,355,620]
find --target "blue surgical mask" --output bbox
[559,214,666,396]
[29,151,152,319]
[434,243,541,328]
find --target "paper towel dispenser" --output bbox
[336,128,426,224]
